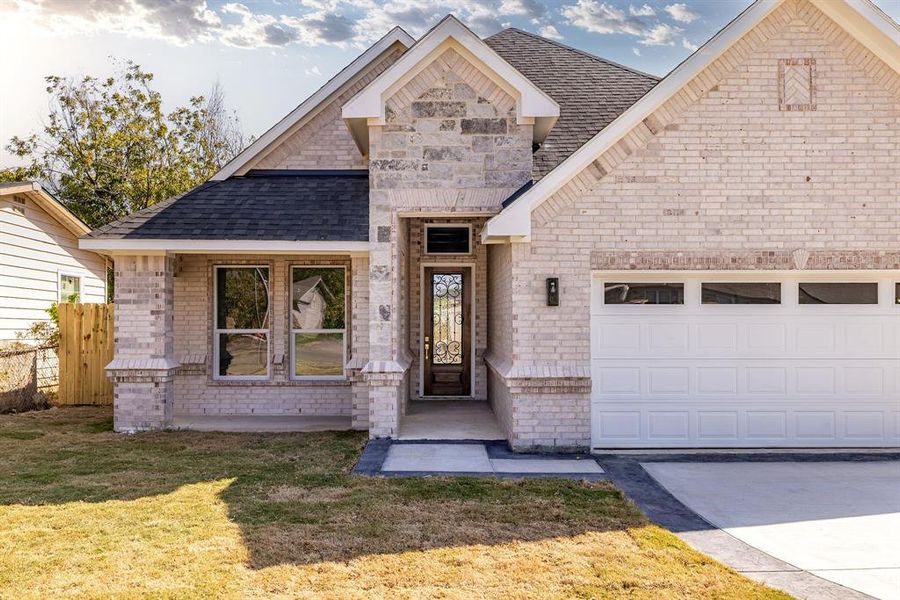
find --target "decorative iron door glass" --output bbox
[424,268,471,396]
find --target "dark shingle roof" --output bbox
[485,28,660,179]
[86,171,369,241]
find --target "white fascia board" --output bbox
[482,0,785,242]
[79,239,370,255]
[483,0,900,243]
[211,27,414,181]
[810,0,900,73]
[342,15,558,127]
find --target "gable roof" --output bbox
[211,27,415,181]
[482,0,900,241]
[485,28,659,179]
[81,171,369,253]
[342,15,560,153]
[0,181,90,237]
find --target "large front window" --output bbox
[291,266,346,378]
[214,266,270,379]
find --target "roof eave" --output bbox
[78,238,371,256]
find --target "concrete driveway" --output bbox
[642,461,900,600]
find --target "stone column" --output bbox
[363,187,409,438]
[107,254,179,432]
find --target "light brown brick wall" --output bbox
[252,44,406,171]
[171,254,361,416]
[502,0,900,448]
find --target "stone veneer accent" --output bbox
[364,47,534,437]
[170,254,359,417]
[497,0,899,449]
[108,254,178,432]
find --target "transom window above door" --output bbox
[425,225,471,254]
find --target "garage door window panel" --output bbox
[702,282,781,304]
[798,283,878,305]
[605,283,684,305]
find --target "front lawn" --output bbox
[0,408,790,599]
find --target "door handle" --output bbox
[424,336,430,361]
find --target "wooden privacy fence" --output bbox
[58,303,115,406]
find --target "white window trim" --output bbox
[424,223,473,256]
[290,265,348,381]
[213,265,272,381]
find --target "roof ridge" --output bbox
[488,27,661,81]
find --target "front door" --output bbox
[423,267,471,396]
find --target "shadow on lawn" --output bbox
[0,406,641,570]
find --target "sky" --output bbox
[1,0,898,167]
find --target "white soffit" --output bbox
[342,15,560,153]
[211,27,415,181]
[482,0,900,242]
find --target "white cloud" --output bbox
[632,47,641,56]
[538,24,563,40]
[664,2,699,23]
[561,0,646,36]
[682,37,698,51]
[638,22,682,46]
[305,65,322,75]
[629,4,655,17]
[501,0,547,20]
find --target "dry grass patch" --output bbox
[0,407,792,599]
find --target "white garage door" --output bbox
[591,273,900,448]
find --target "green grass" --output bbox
[0,407,793,599]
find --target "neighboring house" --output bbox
[82,0,900,449]
[1,182,108,344]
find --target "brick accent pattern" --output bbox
[253,45,405,171]
[778,57,817,110]
[497,0,900,449]
[170,254,358,417]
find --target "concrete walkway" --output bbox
[643,461,900,600]
[357,441,605,479]
[171,414,351,432]
[398,401,505,440]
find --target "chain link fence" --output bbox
[0,345,58,413]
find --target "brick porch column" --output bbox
[348,255,370,430]
[107,254,179,432]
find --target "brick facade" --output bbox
[252,44,405,171]
[170,254,358,417]
[499,0,899,448]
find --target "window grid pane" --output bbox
[291,267,347,378]
[214,266,271,379]
[60,275,80,303]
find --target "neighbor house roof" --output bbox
[0,181,91,237]
[81,171,369,253]
[484,28,659,179]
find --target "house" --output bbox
[81,0,900,450]
[1,182,108,344]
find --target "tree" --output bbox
[1,61,246,228]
